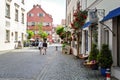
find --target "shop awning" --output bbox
[101,7,120,22]
[82,22,91,28]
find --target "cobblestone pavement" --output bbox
[0,45,118,80]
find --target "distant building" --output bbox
[61,19,66,26]
[27,4,53,43]
[0,0,26,51]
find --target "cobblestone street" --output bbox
[0,45,118,80]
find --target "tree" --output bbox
[39,31,48,39]
[56,25,66,39]
[27,30,34,39]
[37,22,48,40]
[56,25,64,35]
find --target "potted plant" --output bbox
[89,43,99,61]
[97,44,113,76]
[88,43,99,70]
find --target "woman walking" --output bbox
[38,40,43,54]
[43,40,47,55]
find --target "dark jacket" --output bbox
[43,42,47,47]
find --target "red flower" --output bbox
[75,17,79,21]
[71,23,74,27]
[83,15,87,19]
[71,7,88,29]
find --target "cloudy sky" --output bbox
[25,0,66,25]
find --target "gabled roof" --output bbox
[27,4,53,21]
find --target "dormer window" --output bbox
[37,13,45,17]
[28,13,34,17]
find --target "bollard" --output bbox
[106,68,111,80]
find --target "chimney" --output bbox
[37,4,41,8]
[33,5,35,7]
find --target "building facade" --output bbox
[0,0,26,51]
[27,4,53,43]
[66,0,80,56]
[66,0,120,79]
[82,0,120,79]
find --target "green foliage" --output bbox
[37,22,43,31]
[97,44,113,68]
[62,43,66,48]
[37,22,48,39]
[27,30,34,39]
[56,25,64,35]
[89,43,99,61]
[56,25,66,39]
[39,31,48,39]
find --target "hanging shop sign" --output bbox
[89,9,99,23]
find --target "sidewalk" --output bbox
[0,47,30,55]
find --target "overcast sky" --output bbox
[25,0,66,25]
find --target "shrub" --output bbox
[89,43,99,61]
[97,44,113,68]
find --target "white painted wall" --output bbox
[85,0,120,79]
[0,0,26,51]
[0,0,6,51]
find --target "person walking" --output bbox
[38,40,43,54]
[43,40,47,55]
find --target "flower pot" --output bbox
[92,63,98,70]
[100,68,106,77]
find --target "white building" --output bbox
[66,0,120,79]
[66,0,80,56]
[82,0,120,79]
[0,0,26,51]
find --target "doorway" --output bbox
[117,16,120,66]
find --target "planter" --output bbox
[62,45,70,54]
[100,68,106,77]
[92,63,98,70]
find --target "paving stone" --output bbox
[0,45,118,80]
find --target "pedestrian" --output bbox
[55,46,58,51]
[43,40,47,55]
[38,40,43,54]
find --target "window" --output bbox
[22,33,24,41]
[43,22,51,26]
[37,13,45,17]
[15,32,18,42]
[85,30,88,51]
[27,22,31,26]
[28,13,34,17]
[5,3,10,18]
[46,23,50,26]
[15,9,18,21]
[105,30,109,44]
[6,30,10,42]
[31,22,35,26]
[22,13,24,24]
